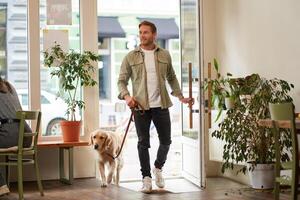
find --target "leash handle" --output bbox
[131,97,145,114]
[109,99,144,160]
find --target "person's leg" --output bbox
[0,125,18,196]
[0,173,5,187]
[0,123,22,148]
[0,125,19,195]
[134,110,152,178]
[0,172,9,196]
[152,108,171,169]
[151,108,171,188]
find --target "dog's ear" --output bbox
[105,135,113,149]
[89,133,94,145]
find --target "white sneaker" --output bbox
[140,176,152,193]
[0,184,10,196]
[152,167,165,188]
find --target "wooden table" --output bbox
[38,140,89,184]
[258,119,300,130]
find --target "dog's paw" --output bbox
[100,181,108,187]
[114,182,120,186]
[107,176,113,184]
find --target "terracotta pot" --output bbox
[60,121,81,142]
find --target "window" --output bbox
[41,95,50,104]
[21,94,28,106]
[99,54,111,100]
[0,1,29,113]
[39,0,80,136]
[0,4,6,79]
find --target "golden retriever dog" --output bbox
[90,129,124,187]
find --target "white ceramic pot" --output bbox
[225,97,235,109]
[247,163,275,189]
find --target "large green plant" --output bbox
[212,74,294,173]
[43,44,99,121]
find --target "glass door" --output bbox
[180,0,203,186]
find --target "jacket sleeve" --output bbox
[165,51,182,97]
[117,56,132,100]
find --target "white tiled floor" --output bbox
[120,178,201,193]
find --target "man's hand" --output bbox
[179,96,194,105]
[124,95,137,108]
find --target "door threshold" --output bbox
[120,177,201,193]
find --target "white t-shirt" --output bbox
[141,48,161,108]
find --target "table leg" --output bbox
[59,147,74,184]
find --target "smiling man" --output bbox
[118,20,192,193]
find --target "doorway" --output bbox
[97,0,204,189]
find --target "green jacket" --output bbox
[118,45,182,110]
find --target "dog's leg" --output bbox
[115,163,120,186]
[98,161,107,187]
[115,157,124,186]
[107,161,116,184]
[112,173,116,184]
[113,173,117,185]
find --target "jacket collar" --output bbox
[134,44,160,52]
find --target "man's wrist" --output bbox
[124,94,130,100]
[178,95,184,100]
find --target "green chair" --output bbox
[269,102,299,200]
[0,111,44,200]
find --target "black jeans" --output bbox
[134,107,171,178]
[0,173,4,187]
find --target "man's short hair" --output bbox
[138,20,157,33]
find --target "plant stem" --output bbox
[67,90,73,121]
[71,77,80,121]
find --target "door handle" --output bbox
[188,62,193,129]
[192,109,199,113]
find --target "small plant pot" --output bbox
[247,163,275,189]
[225,97,235,109]
[60,120,81,142]
[269,102,293,120]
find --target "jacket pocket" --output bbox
[158,58,168,78]
[130,61,143,81]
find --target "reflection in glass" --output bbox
[181,0,199,140]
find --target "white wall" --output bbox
[202,0,222,178]
[214,0,300,109]
[203,0,300,184]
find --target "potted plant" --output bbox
[223,76,239,109]
[43,43,99,142]
[211,74,294,189]
[236,73,260,105]
[204,59,239,121]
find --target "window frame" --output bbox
[27,0,99,141]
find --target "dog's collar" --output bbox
[105,151,116,160]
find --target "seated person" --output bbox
[0,77,32,196]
